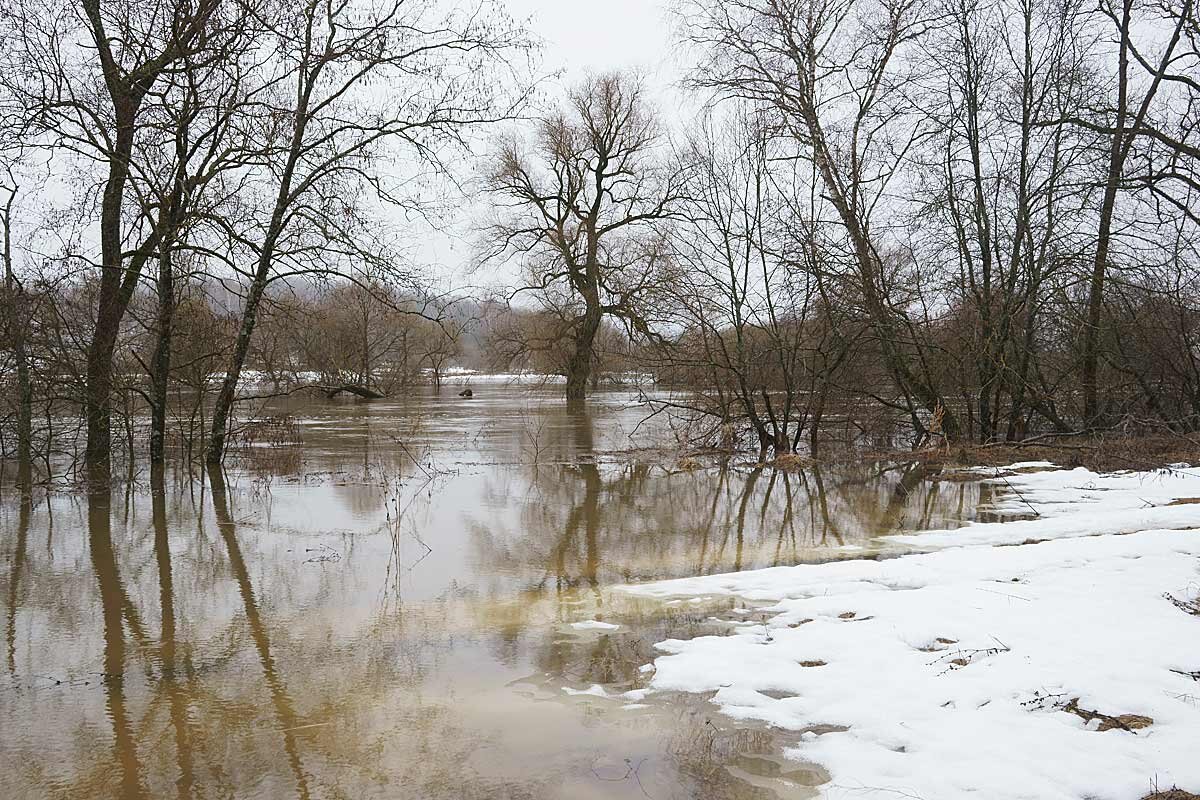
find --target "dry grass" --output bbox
[1143,789,1200,800]
[869,433,1199,473]
[957,434,1196,472]
[770,453,815,470]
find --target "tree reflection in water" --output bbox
[88,486,147,799]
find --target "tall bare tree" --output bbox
[681,0,965,439]
[483,73,685,400]
[1071,0,1198,424]
[3,0,227,485]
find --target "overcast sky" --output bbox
[502,0,679,89]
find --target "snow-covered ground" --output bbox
[618,465,1200,799]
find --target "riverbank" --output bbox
[883,433,1199,473]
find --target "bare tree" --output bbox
[911,0,1093,440]
[203,0,527,465]
[681,0,966,439]
[134,16,263,471]
[483,73,685,400]
[3,0,228,485]
[657,110,856,457]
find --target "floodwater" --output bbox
[0,388,1003,800]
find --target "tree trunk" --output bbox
[206,273,268,465]
[150,248,174,467]
[3,193,32,486]
[14,336,32,488]
[809,387,826,457]
[84,107,142,485]
[85,317,119,483]
[206,66,308,465]
[565,309,601,401]
[1083,0,1137,425]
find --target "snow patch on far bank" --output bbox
[888,465,1200,549]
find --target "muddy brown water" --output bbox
[0,387,1007,799]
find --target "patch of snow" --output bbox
[619,466,1200,799]
[889,466,1200,548]
[563,684,610,698]
[980,460,1059,470]
[571,619,620,630]
[445,371,566,385]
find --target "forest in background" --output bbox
[2,0,1200,486]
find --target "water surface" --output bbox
[0,388,1001,799]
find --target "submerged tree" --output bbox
[483,73,685,400]
[202,0,528,466]
[680,0,966,439]
[2,0,228,485]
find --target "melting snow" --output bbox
[571,619,620,630]
[617,465,1200,799]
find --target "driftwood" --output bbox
[324,384,385,399]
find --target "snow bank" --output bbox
[888,465,1200,549]
[442,371,566,385]
[618,467,1200,799]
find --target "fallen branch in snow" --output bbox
[1061,698,1153,732]
[1164,592,1200,616]
[994,470,1042,517]
[930,638,1010,674]
[1023,690,1153,733]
